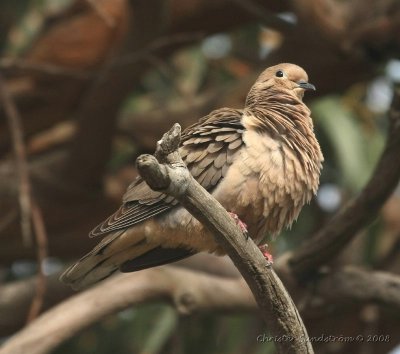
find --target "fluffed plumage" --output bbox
[60,63,323,290]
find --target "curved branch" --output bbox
[2,261,400,353]
[289,87,400,278]
[136,124,313,354]
[0,253,239,336]
[0,267,255,354]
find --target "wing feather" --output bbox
[90,107,244,237]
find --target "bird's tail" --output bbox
[60,231,157,290]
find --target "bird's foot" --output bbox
[228,212,248,238]
[259,244,274,265]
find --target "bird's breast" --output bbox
[213,129,316,239]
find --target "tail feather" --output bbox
[60,231,157,290]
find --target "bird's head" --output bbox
[245,63,315,106]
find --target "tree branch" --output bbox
[0,75,50,323]
[315,266,400,309]
[0,74,32,245]
[0,267,255,354]
[62,0,168,191]
[136,124,313,354]
[0,58,88,79]
[26,202,49,323]
[2,260,400,350]
[0,253,239,336]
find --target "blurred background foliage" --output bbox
[1,0,400,353]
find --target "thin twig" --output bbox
[0,73,32,246]
[113,32,205,69]
[0,58,89,79]
[26,202,48,323]
[230,0,295,29]
[0,74,49,322]
[0,33,204,81]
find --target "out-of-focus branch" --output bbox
[229,0,294,30]
[0,149,119,264]
[119,75,256,150]
[0,74,32,245]
[314,266,400,309]
[0,273,73,336]
[289,87,400,278]
[0,253,239,335]
[0,74,50,323]
[2,261,400,347]
[62,0,167,191]
[0,267,255,354]
[293,0,400,56]
[0,58,89,79]
[26,203,48,323]
[136,124,313,354]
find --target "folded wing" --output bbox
[90,107,245,237]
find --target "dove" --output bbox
[61,63,323,290]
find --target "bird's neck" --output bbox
[245,87,313,129]
[243,89,323,177]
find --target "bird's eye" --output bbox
[275,70,284,78]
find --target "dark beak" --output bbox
[297,80,316,91]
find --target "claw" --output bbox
[259,244,274,265]
[228,212,248,238]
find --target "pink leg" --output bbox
[228,212,248,237]
[259,244,274,265]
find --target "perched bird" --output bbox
[61,63,323,290]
